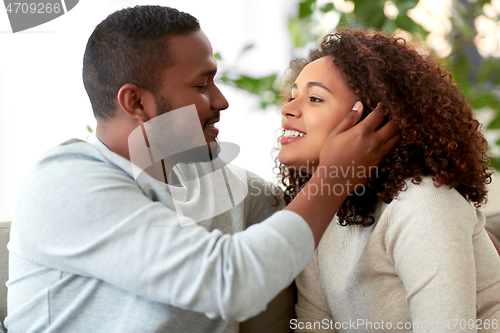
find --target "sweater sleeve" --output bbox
[385,179,477,333]
[295,251,335,333]
[10,146,315,322]
[239,170,297,332]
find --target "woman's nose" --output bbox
[280,99,301,118]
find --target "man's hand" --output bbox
[319,101,400,192]
[285,101,400,247]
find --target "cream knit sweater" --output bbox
[295,177,500,332]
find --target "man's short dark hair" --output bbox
[82,6,200,120]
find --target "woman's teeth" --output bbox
[283,129,306,137]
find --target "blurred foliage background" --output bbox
[217,0,500,170]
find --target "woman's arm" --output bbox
[386,178,479,332]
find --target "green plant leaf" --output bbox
[394,15,418,32]
[288,17,306,47]
[477,58,500,85]
[476,0,492,7]
[393,0,419,14]
[471,92,496,110]
[352,0,386,28]
[222,74,282,108]
[487,115,500,129]
[299,0,316,18]
[320,3,334,13]
[214,53,221,60]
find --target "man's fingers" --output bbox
[380,132,400,156]
[331,101,364,136]
[360,103,386,131]
[376,119,399,143]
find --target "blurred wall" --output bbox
[0,0,294,222]
[0,0,498,222]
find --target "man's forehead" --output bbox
[166,31,217,77]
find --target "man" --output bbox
[6,6,398,332]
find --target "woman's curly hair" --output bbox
[275,28,492,227]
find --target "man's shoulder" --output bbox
[209,160,275,193]
[234,167,285,225]
[32,138,130,176]
[37,138,107,165]
[224,165,282,205]
[19,139,135,200]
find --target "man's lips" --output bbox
[205,117,220,127]
[204,118,219,138]
[205,125,219,136]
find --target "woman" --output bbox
[276,29,500,332]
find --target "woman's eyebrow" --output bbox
[307,81,332,93]
[291,82,332,93]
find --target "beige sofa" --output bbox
[0,221,10,331]
[486,212,500,240]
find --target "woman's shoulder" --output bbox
[380,176,480,230]
[393,176,473,210]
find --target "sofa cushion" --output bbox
[0,221,10,330]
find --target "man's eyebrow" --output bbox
[291,82,332,93]
[197,69,217,77]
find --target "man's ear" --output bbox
[117,83,156,122]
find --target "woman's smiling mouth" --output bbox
[280,125,307,144]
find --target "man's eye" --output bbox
[310,97,322,102]
[197,85,208,92]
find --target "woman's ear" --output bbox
[116,84,157,122]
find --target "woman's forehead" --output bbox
[294,56,347,91]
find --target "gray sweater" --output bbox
[6,136,314,332]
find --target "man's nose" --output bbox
[211,84,229,111]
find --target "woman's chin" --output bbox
[277,151,293,168]
[278,154,312,173]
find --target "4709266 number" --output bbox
[6,2,62,14]
[443,319,498,330]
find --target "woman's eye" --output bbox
[310,97,322,102]
[288,97,296,103]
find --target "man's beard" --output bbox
[154,93,220,163]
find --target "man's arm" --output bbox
[10,103,397,322]
[10,148,313,322]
